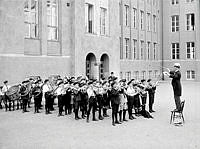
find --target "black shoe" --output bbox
[112,122,116,126]
[99,116,104,120]
[92,118,98,121]
[123,119,128,122]
[103,114,109,117]
[24,110,30,112]
[151,110,156,112]
[86,119,89,123]
[115,121,122,124]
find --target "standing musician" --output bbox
[133,80,141,116]
[63,81,72,115]
[102,81,110,117]
[42,79,52,114]
[79,83,88,119]
[2,80,11,111]
[0,86,4,109]
[72,82,82,120]
[31,80,42,113]
[118,79,128,122]
[19,80,30,113]
[56,81,66,116]
[110,79,121,126]
[94,81,104,120]
[126,79,137,120]
[139,79,148,113]
[147,79,157,113]
[86,81,98,122]
[164,63,182,111]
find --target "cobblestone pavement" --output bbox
[0,81,200,149]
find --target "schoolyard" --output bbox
[0,81,199,149]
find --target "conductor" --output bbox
[164,63,182,111]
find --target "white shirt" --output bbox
[42,84,51,94]
[2,85,11,94]
[87,87,95,98]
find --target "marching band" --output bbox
[0,74,159,126]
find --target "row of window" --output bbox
[120,70,196,81]
[24,0,59,40]
[172,0,194,5]
[171,14,195,32]
[120,38,157,60]
[120,70,159,82]
[171,42,195,59]
[121,5,157,32]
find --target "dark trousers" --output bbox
[97,95,103,118]
[174,95,181,111]
[3,95,11,111]
[45,93,51,113]
[22,98,28,112]
[87,97,97,120]
[111,103,119,123]
[58,95,64,115]
[149,93,155,111]
[34,97,40,113]
[127,96,134,118]
[64,94,71,114]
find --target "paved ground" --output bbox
[0,81,200,149]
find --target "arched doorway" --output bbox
[86,53,97,79]
[100,54,109,79]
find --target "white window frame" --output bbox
[24,0,39,38]
[100,7,107,35]
[186,42,195,59]
[171,15,179,32]
[125,38,130,59]
[147,13,151,31]
[153,15,156,32]
[147,42,151,60]
[140,11,144,30]
[140,40,144,60]
[133,8,137,29]
[171,43,180,59]
[186,13,195,31]
[186,70,195,80]
[133,39,137,60]
[125,5,129,27]
[153,43,156,60]
[47,0,59,41]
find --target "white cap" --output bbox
[174,63,181,68]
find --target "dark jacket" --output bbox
[110,88,120,105]
[170,70,182,96]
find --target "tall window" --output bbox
[142,71,146,79]
[133,8,137,28]
[153,0,156,6]
[47,0,58,41]
[172,15,179,32]
[133,39,137,60]
[149,70,152,79]
[186,70,195,80]
[120,37,123,59]
[125,5,129,26]
[24,0,39,38]
[119,2,122,25]
[100,8,107,35]
[140,41,144,59]
[172,43,180,59]
[125,38,130,59]
[172,0,179,5]
[147,42,150,60]
[147,13,151,31]
[125,72,131,81]
[153,15,156,32]
[186,13,195,31]
[135,71,139,80]
[140,11,144,30]
[186,42,195,59]
[153,43,156,60]
[85,3,94,33]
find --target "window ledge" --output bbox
[47,40,59,42]
[24,37,40,40]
